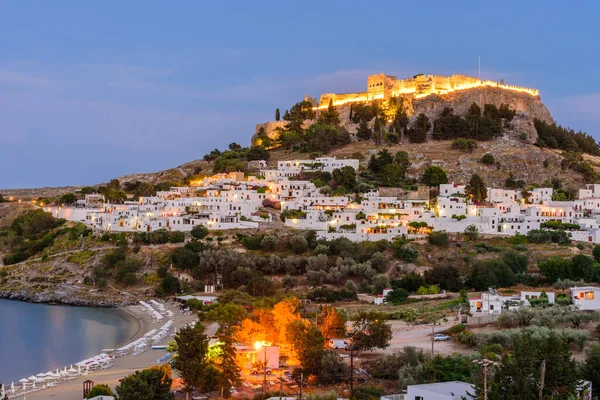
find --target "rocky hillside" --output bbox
[255,86,553,143]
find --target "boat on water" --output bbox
[151,345,167,350]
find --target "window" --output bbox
[416,396,424,400]
[586,292,595,300]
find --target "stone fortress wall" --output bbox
[317,73,539,109]
[254,72,551,144]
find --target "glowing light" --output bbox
[254,341,262,350]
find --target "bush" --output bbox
[452,138,478,153]
[428,231,449,247]
[289,235,308,254]
[502,249,529,273]
[394,243,418,262]
[260,235,278,251]
[463,225,479,241]
[385,288,409,304]
[447,324,467,336]
[481,153,495,164]
[190,225,208,240]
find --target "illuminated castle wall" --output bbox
[317,73,539,109]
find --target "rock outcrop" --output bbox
[254,86,553,144]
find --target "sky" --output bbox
[1,1,600,188]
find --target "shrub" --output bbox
[289,235,308,254]
[463,225,479,241]
[260,235,278,251]
[481,153,495,164]
[428,231,449,247]
[394,243,418,262]
[447,324,467,336]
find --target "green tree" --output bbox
[217,329,241,397]
[394,151,411,179]
[463,224,479,241]
[284,100,315,133]
[350,310,392,351]
[502,249,529,274]
[275,108,280,121]
[385,288,409,304]
[538,257,573,284]
[160,275,181,296]
[481,331,578,400]
[380,163,404,186]
[171,324,210,392]
[467,259,515,290]
[584,344,600,400]
[286,320,325,375]
[481,153,495,164]
[407,113,431,143]
[593,245,600,263]
[115,366,174,400]
[332,166,356,191]
[191,225,209,240]
[59,193,78,205]
[356,119,372,141]
[421,166,449,186]
[86,384,114,398]
[289,235,308,254]
[465,174,487,203]
[203,303,248,329]
[318,99,340,127]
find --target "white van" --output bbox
[328,339,348,349]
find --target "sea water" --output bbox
[0,299,137,385]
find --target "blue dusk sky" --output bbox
[1,1,599,188]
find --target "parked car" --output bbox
[250,367,272,375]
[433,334,450,341]
[328,339,349,349]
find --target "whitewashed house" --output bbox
[571,287,600,310]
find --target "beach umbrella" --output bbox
[78,365,81,374]
[33,380,36,389]
[18,379,28,383]
[28,375,37,381]
[11,382,15,393]
[68,365,77,374]
[36,372,46,377]
[1,384,5,397]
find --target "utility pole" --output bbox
[263,346,267,395]
[472,358,498,400]
[350,348,355,397]
[478,55,481,81]
[431,322,435,357]
[278,377,284,400]
[539,360,546,400]
[299,372,303,400]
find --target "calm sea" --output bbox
[0,299,138,385]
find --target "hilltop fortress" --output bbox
[316,73,539,109]
[255,72,552,143]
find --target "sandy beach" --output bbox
[12,301,202,400]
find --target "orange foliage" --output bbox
[234,298,304,348]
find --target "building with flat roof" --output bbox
[406,381,474,400]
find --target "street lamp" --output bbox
[254,341,267,395]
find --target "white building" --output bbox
[571,287,600,310]
[439,183,465,197]
[405,381,474,400]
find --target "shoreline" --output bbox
[17,302,200,400]
[0,289,127,307]
[116,306,144,349]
